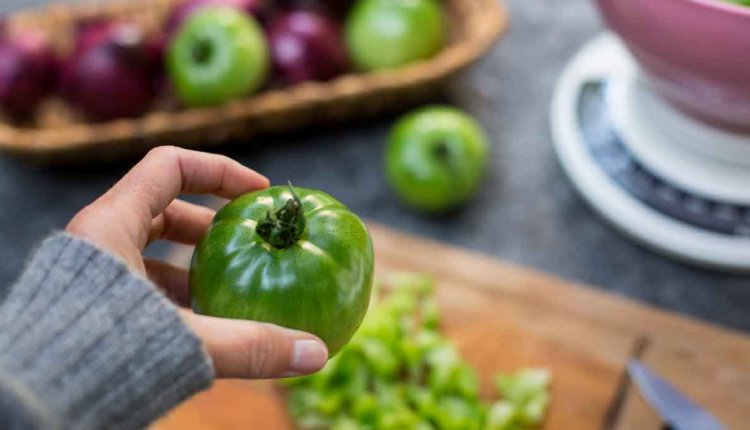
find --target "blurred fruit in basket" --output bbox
[73,19,119,54]
[166,0,270,38]
[0,28,57,118]
[74,19,166,84]
[345,0,444,71]
[386,106,489,212]
[267,8,348,85]
[60,21,160,122]
[0,0,453,125]
[167,7,269,106]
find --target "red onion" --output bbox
[73,18,116,55]
[60,22,159,122]
[0,29,57,118]
[267,9,348,85]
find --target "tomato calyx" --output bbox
[433,141,452,167]
[433,140,463,178]
[255,182,307,248]
[190,37,213,65]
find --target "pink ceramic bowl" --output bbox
[596,0,750,131]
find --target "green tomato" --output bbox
[495,369,551,405]
[432,396,483,430]
[317,391,345,416]
[353,393,379,423]
[190,184,374,355]
[332,417,361,430]
[386,106,489,212]
[377,407,421,430]
[517,392,549,426]
[167,7,269,106]
[484,401,518,430]
[406,386,437,416]
[359,338,399,378]
[421,299,440,331]
[345,0,445,71]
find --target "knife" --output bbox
[627,360,725,430]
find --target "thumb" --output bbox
[180,311,329,379]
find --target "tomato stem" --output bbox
[433,141,462,179]
[433,141,451,165]
[191,38,213,65]
[255,181,306,248]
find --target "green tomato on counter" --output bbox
[167,7,269,106]
[386,106,490,212]
[345,0,445,71]
[190,184,374,355]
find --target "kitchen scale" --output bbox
[550,33,750,271]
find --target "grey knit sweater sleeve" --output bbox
[0,233,214,430]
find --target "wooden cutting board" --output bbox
[156,224,750,430]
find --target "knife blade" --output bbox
[602,336,649,430]
[627,360,724,430]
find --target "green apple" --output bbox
[386,106,489,212]
[345,0,445,71]
[167,7,269,106]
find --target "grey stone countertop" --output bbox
[1,0,748,331]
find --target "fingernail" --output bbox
[290,339,328,374]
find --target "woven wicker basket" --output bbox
[0,0,507,162]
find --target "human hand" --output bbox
[66,146,328,379]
